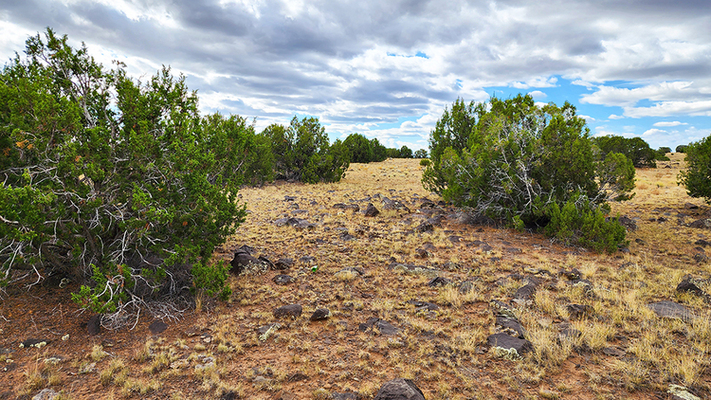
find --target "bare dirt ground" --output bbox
[1,154,710,400]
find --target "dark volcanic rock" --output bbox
[359,318,399,336]
[487,333,533,356]
[373,378,425,400]
[230,249,268,275]
[148,320,168,335]
[647,301,693,321]
[495,315,527,338]
[87,314,101,336]
[689,218,711,229]
[406,300,440,312]
[274,258,294,270]
[566,304,594,320]
[309,308,331,321]
[273,304,303,319]
[427,277,451,287]
[618,215,638,231]
[676,275,707,298]
[364,203,380,217]
[513,283,537,303]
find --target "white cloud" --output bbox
[653,121,688,127]
[528,90,547,100]
[642,128,668,137]
[578,114,595,122]
[623,100,711,118]
[609,114,624,120]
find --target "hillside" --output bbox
[1,154,710,400]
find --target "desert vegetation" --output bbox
[1,29,711,400]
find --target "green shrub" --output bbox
[543,197,628,253]
[592,135,662,168]
[423,95,634,253]
[419,159,431,167]
[676,144,689,153]
[262,117,349,182]
[343,133,373,163]
[678,135,711,204]
[414,149,428,159]
[0,29,245,316]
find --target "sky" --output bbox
[1,0,710,151]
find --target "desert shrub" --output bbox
[399,145,413,158]
[343,133,373,163]
[592,135,663,168]
[370,138,388,162]
[543,197,627,253]
[262,117,349,183]
[423,94,634,252]
[414,149,428,159]
[678,134,711,204]
[419,159,431,167]
[658,146,671,155]
[386,147,400,158]
[676,144,689,153]
[0,29,246,315]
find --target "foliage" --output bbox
[0,29,247,317]
[399,145,413,158]
[543,197,628,253]
[678,134,711,204]
[676,144,689,153]
[419,159,431,167]
[342,134,411,163]
[343,133,373,163]
[422,98,481,192]
[658,146,671,154]
[592,135,664,168]
[423,94,634,252]
[262,117,349,183]
[413,149,428,159]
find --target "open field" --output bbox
[1,154,710,399]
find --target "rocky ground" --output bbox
[1,154,710,400]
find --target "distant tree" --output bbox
[262,123,293,179]
[658,147,671,154]
[262,117,349,183]
[399,145,413,158]
[370,138,388,162]
[343,133,373,163]
[592,135,660,168]
[679,134,711,204]
[386,148,400,158]
[424,98,482,192]
[413,149,428,158]
[676,144,689,153]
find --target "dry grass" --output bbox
[2,156,711,399]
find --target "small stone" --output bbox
[149,320,168,335]
[427,276,451,287]
[87,315,101,336]
[374,378,425,400]
[273,274,295,285]
[487,333,533,358]
[310,308,331,321]
[364,203,380,217]
[273,304,302,319]
[647,301,694,321]
[32,389,59,400]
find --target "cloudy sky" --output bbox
[1,0,710,151]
